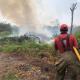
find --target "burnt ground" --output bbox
[0,52,79,80]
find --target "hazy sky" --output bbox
[0,0,80,36]
[0,0,80,27]
[37,0,80,26]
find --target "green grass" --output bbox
[75,32,80,47]
[2,73,18,80]
[0,39,54,57]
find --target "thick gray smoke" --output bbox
[0,0,40,32]
[0,0,54,40]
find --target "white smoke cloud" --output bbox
[0,11,17,25]
[0,0,57,38]
[76,0,80,3]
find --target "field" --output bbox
[0,38,57,80]
[0,35,80,80]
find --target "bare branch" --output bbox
[70,3,77,34]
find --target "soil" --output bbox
[0,52,79,80]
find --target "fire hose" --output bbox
[73,47,80,62]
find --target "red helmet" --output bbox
[60,24,68,32]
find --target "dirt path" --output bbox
[0,53,27,79]
[0,52,79,80]
[0,53,56,80]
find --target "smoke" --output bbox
[76,0,80,3]
[0,0,40,30]
[0,0,54,39]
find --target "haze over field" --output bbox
[0,0,80,35]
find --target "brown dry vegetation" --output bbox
[0,37,80,80]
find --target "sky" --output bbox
[37,0,80,26]
[0,0,80,27]
[0,0,80,37]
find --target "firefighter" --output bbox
[54,24,79,80]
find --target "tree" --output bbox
[0,23,19,37]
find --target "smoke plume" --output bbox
[0,0,41,32]
[0,0,54,39]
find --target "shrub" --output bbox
[0,39,53,57]
[2,73,18,80]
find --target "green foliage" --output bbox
[0,31,11,37]
[0,44,19,53]
[0,39,53,57]
[74,31,80,48]
[0,23,19,37]
[75,32,80,44]
[2,73,18,80]
[0,23,12,32]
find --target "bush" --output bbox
[2,73,18,80]
[75,32,80,43]
[0,39,53,57]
